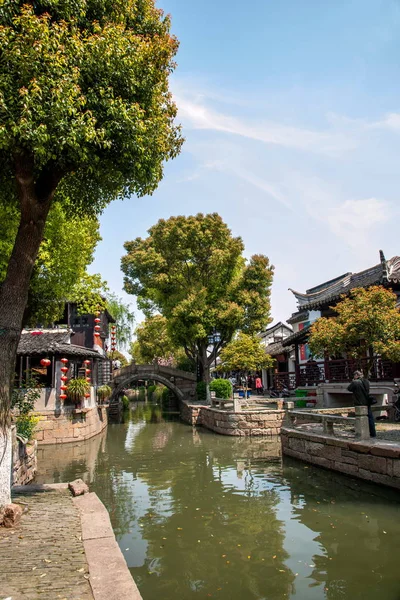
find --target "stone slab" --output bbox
[73,493,142,600]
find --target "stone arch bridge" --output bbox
[110,363,197,402]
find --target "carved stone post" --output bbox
[355,406,370,440]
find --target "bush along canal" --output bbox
[35,403,400,600]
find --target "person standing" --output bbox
[255,375,263,396]
[347,370,376,438]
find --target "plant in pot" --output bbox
[97,385,112,405]
[67,378,90,409]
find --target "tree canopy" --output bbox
[0,0,183,210]
[122,213,274,381]
[0,199,104,325]
[218,333,275,375]
[308,286,400,369]
[130,315,178,365]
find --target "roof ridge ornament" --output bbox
[380,249,388,284]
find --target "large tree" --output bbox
[122,213,274,382]
[0,0,182,507]
[130,315,177,365]
[308,286,400,372]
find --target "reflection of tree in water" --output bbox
[283,457,400,600]
[92,404,296,600]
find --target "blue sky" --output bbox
[90,0,400,327]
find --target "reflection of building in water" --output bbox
[35,428,106,484]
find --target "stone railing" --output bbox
[285,401,384,440]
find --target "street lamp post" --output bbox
[206,329,221,404]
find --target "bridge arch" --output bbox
[111,372,185,402]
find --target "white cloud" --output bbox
[174,94,357,157]
[326,198,390,248]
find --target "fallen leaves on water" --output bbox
[272,555,277,559]
[77,568,85,573]
[177,527,183,530]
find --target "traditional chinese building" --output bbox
[259,322,295,390]
[280,251,400,406]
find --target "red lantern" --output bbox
[40,358,51,367]
[85,369,91,374]
[60,394,67,400]
[86,378,91,384]
[94,332,100,337]
[84,393,91,399]
[94,317,101,324]
[83,360,90,365]
[61,367,68,374]
[94,325,101,331]
[61,358,69,364]
[61,376,68,382]
[60,385,68,391]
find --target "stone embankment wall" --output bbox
[34,405,108,445]
[12,428,37,485]
[180,402,285,436]
[282,426,400,490]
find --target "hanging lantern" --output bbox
[94,317,101,324]
[60,385,68,391]
[61,367,68,373]
[85,369,91,374]
[40,358,51,367]
[60,394,67,400]
[94,332,100,338]
[83,360,91,365]
[94,325,101,331]
[61,375,68,382]
[61,358,69,364]
[86,377,91,383]
[84,393,91,399]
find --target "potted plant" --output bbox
[97,385,112,405]
[67,378,90,408]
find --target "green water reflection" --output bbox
[36,403,400,600]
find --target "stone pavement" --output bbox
[0,487,93,600]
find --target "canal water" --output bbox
[36,403,400,600]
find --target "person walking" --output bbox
[347,370,376,437]
[255,375,263,396]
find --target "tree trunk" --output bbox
[0,156,60,508]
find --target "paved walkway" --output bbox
[0,487,93,600]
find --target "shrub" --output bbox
[138,387,146,401]
[15,414,40,441]
[210,379,233,399]
[97,385,112,401]
[147,384,157,398]
[196,381,207,401]
[153,385,165,401]
[121,395,130,410]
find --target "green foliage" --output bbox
[121,395,130,410]
[0,200,104,325]
[12,376,41,439]
[175,353,196,373]
[105,293,135,350]
[138,387,146,401]
[15,414,40,440]
[97,384,112,400]
[0,1,183,210]
[67,377,90,402]
[196,381,207,401]
[122,213,274,380]
[309,286,400,366]
[210,378,232,399]
[11,377,41,414]
[107,350,129,367]
[218,333,275,375]
[130,315,176,364]
[147,384,157,398]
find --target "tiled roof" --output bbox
[289,253,400,310]
[17,330,104,359]
[265,341,293,356]
[282,324,312,347]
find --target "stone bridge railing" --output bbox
[110,363,197,401]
